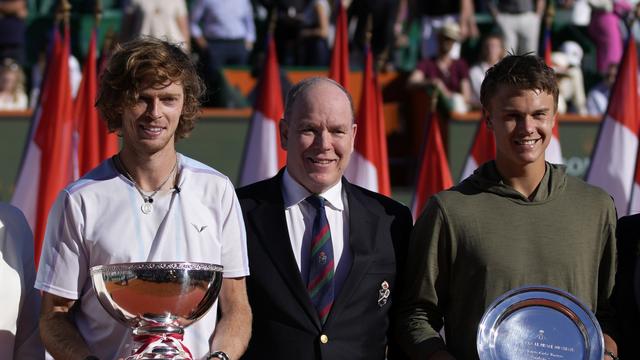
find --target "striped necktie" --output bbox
[306,195,335,324]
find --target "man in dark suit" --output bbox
[613,214,640,360]
[236,77,412,359]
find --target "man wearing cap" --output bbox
[417,0,479,59]
[551,41,587,115]
[408,21,472,113]
[236,77,412,359]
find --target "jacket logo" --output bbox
[378,280,390,307]
[192,224,208,233]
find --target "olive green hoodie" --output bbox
[396,161,617,359]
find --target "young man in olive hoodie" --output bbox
[395,54,618,360]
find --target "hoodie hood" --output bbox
[463,161,568,204]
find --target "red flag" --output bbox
[96,39,120,160]
[374,74,390,194]
[411,111,453,220]
[12,25,75,265]
[328,0,349,90]
[239,36,285,186]
[542,27,552,67]
[345,47,391,196]
[459,118,496,181]
[74,29,101,175]
[587,38,640,216]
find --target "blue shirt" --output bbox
[189,0,256,43]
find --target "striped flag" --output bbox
[344,47,391,196]
[411,111,453,220]
[11,25,75,265]
[328,0,349,90]
[541,23,552,66]
[546,122,563,164]
[587,38,640,216]
[459,118,495,181]
[239,36,285,186]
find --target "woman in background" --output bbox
[0,58,27,110]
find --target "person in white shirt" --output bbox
[35,37,251,360]
[120,0,190,50]
[469,32,505,108]
[0,203,44,359]
[587,63,617,116]
[0,58,28,110]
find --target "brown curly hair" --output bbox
[96,37,204,140]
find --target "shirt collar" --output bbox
[282,168,344,211]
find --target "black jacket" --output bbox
[237,171,412,359]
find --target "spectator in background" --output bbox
[417,0,479,60]
[0,203,44,359]
[120,0,190,50]
[190,0,255,108]
[552,41,587,114]
[408,22,471,113]
[487,0,545,54]
[265,0,307,66]
[469,32,505,108]
[349,0,403,68]
[29,50,82,107]
[0,57,27,110]
[0,0,27,66]
[190,0,256,70]
[588,0,631,73]
[298,0,330,66]
[587,63,617,115]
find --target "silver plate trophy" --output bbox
[90,262,223,359]
[477,285,603,360]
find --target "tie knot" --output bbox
[306,195,325,210]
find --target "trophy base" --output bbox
[128,325,192,360]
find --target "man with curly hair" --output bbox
[35,37,251,360]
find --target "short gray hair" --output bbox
[283,77,355,123]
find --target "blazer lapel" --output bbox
[246,175,321,328]
[326,179,379,326]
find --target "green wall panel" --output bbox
[0,114,602,206]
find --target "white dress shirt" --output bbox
[281,169,350,285]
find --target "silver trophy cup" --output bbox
[90,262,223,359]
